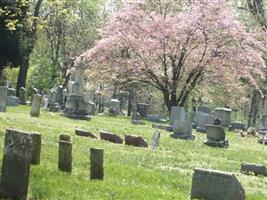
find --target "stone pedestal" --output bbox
[63,95,91,120]
[0,86,7,112]
[214,107,232,126]
[30,94,42,117]
[137,103,149,118]
[204,125,228,147]
[0,129,31,200]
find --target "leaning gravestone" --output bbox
[0,86,7,112]
[0,129,31,200]
[100,131,123,144]
[90,148,104,180]
[191,168,246,200]
[30,94,42,117]
[125,135,148,148]
[151,132,160,150]
[204,125,229,147]
[58,140,72,173]
[241,163,267,176]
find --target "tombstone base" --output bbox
[196,126,207,133]
[62,113,91,120]
[152,124,173,132]
[131,120,145,125]
[48,104,60,112]
[204,139,229,148]
[170,133,195,140]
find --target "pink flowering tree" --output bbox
[81,0,265,111]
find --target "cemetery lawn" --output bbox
[0,106,267,200]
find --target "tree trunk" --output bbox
[16,56,29,96]
[247,90,260,127]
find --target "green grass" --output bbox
[0,106,267,199]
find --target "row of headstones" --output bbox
[75,128,161,150]
[1,128,249,200]
[0,129,104,199]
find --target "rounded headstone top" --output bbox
[110,99,120,103]
[215,107,232,112]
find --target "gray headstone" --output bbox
[0,129,31,200]
[58,140,72,173]
[151,132,160,150]
[7,95,19,106]
[170,106,190,125]
[241,163,267,176]
[204,125,228,147]
[99,131,123,144]
[136,103,149,118]
[195,112,214,132]
[109,99,120,115]
[19,87,26,105]
[31,133,41,165]
[75,128,97,139]
[191,168,246,200]
[90,148,104,180]
[7,88,16,96]
[0,86,7,112]
[30,94,42,117]
[125,135,148,148]
[214,107,232,126]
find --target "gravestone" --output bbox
[47,89,60,112]
[63,57,91,120]
[170,107,194,140]
[258,96,267,130]
[204,125,229,147]
[31,133,42,165]
[19,87,27,105]
[195,112,214,133]
[86,101,96,115]
[214,107,232,126]
[229,122,246,131]
[59,134,71,142]
[137,103,149,118]
[0,86,7,112]
[191,168,246,200]
[75,128,97,139]
[31,94,42,117]
[90,148,104,180]
[109,99,120,115]
[58,140,72,173]
[7,88,19,106]
[100,131,123,144]
[198,106,211,114]
[241,163,267,176]
[0,129,31,200]
[125,135,148,148]
[56,85,64,106]
[151,132,160,150]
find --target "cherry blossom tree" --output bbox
[81,0,265,111]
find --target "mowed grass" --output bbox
[0,106,267,200]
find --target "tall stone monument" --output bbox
[0,86,7,112]
[63,56,90,120]
[214,107,232,126]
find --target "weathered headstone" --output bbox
[100,131,123,144]
[204,125,229,147]
[151,132,160,150]
[170,106,188,125]
[90,148,104,180]
[7,88,19,106]
[30,94,42,117]
[0,86,7,112]
[58,140,72,173]
[19,87,26,105]
[125,135,148,148]
[214,107,232,126]
[75,128,97,139]
[191,168,246,200]
[31,133,42,165]
[194,111,214,133]
[136,103,149,118]
[241,163,267,176]
[0,129,31,200]
[229,122,246,131]
[59,134,71,142]
[109,99,120,115]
